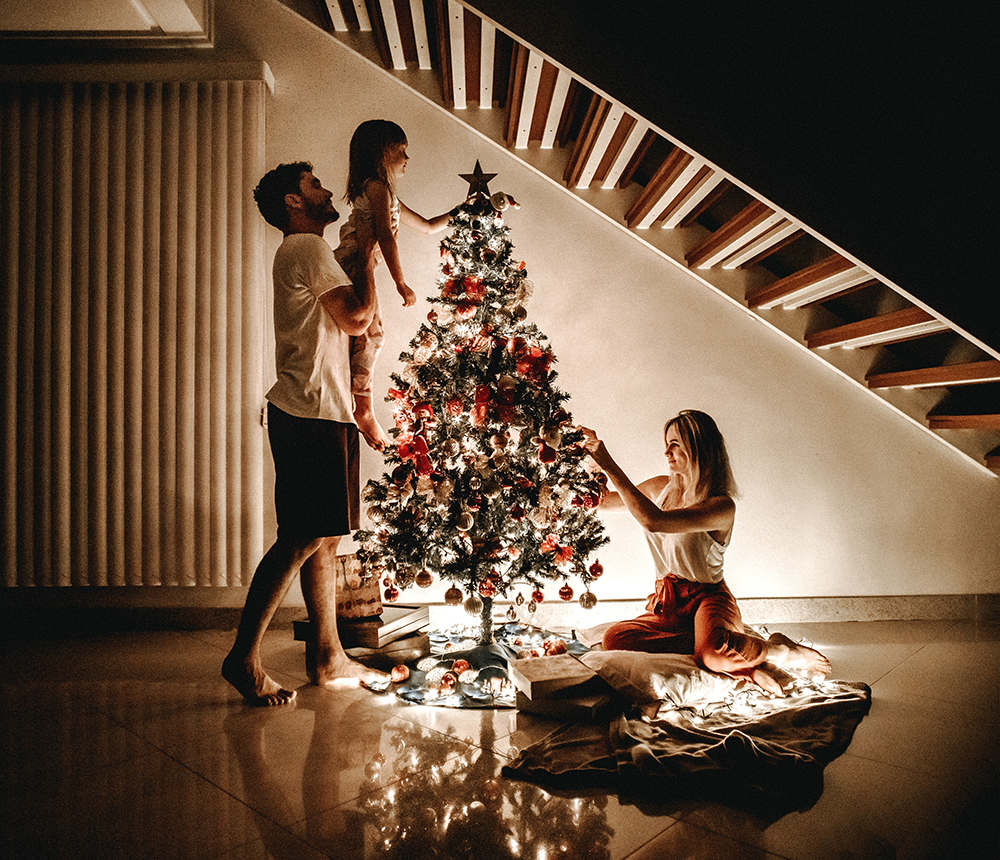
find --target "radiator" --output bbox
[1,78,268,587]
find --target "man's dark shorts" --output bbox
[267,402,359,540]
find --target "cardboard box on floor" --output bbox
[515,675,616,722]
[508,653,599,699]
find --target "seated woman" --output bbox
[579,410,830,696]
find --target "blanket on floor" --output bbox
[502,650,871,817]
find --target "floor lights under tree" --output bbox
[355,162,609,645]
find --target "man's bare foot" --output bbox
[353,408,388,452]
[222,652,297,707]
[767,631,832,677]
[315,653,390,690]
[750,663,787,697]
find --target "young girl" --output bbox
[579,410,832,696]
[335,119,455,450]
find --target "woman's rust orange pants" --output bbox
[602,574,767,675]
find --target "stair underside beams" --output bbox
[305,0,1000,476]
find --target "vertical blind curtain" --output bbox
[0,79,267,587]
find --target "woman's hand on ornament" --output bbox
[576,425,609,464]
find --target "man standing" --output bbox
[223,161,388,705]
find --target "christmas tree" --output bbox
[355,162,609,644]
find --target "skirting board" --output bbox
[1,588,997,634]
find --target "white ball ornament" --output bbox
[579,591,598,610]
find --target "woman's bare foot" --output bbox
[766,632,832,677]
[750,663,787,697]
[222,652,297,707]
[315,653,390,690]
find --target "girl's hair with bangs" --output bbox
[345,119,408,202]
[663,410,737,506]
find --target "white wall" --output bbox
[219,0,1000,602]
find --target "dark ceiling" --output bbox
[466,1,996,349]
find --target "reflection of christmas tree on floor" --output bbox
[359,716,614,858]
[356,163,609,644]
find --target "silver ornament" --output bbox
[515,592,525,606]
[527,600,537,613]
[505,605,517,621]
[579,590,598,610]
[464,593,484,615]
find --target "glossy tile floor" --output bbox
[2,619,997,858]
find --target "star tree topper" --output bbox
[459,160,497,199]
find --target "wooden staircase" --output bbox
[306,0,1000,476]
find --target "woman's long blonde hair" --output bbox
[662,410,737,508]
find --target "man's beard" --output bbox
[305,199,339,224]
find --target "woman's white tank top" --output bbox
[644,483,728,584]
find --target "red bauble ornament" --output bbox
[478,579,496,598]
[444,585,463,605]
[589,561,604,579]
[558,584,574,601]
[427,309,438,324]
[384,585,400,602]
[390,664,410,683]
[440,671,457,689]
[445,398,464,416]
[454,300,477,319]
[531,589,545,603]
[415,570,433,588]
[452,659,471,675]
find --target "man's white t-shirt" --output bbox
[265,232,355,423]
